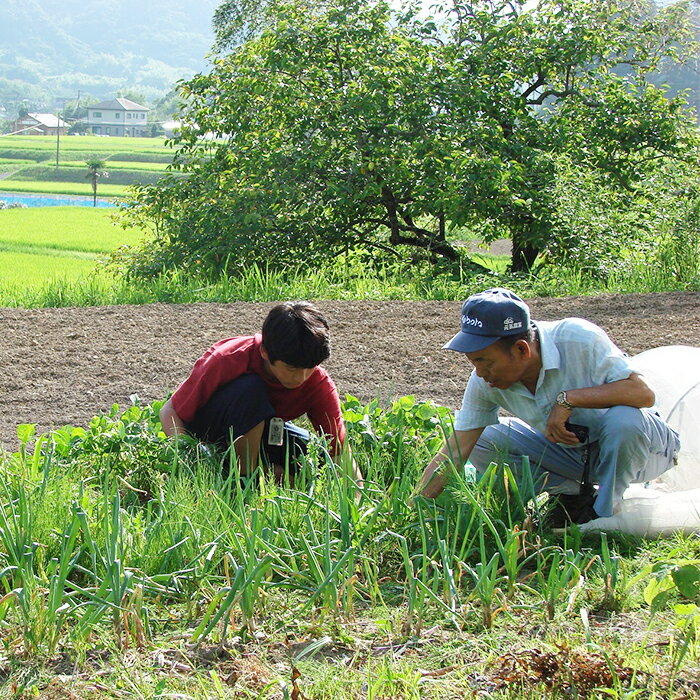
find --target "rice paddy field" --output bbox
[0,207,144,295]
[0,135,165,297]
[0,134,173,197]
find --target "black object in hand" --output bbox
[565,421,589,443]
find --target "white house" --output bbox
[86,98,150,137]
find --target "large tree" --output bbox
[122,0,698,276]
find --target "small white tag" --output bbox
[268,417,284,446]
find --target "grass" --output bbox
[0,252,697,309]
[0,398,696,698]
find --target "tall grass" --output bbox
[1,256,698,309]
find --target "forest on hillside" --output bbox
[0,0,219,114]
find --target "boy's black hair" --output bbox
[262,301,331,368]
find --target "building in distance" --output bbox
[85,98,150,137]
[12,113,68,136]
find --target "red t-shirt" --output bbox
[171,334,345,454]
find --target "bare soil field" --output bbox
[1,292,698,449]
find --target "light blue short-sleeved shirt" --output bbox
[453,318,635,443]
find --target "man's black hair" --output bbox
[262,301,331,368]
[496,325,536,353]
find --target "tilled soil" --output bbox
[1,292,699,449]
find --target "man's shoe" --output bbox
[548,485,598,528]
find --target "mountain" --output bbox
[0,0,220,114]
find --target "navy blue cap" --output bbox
[443,288,530,353]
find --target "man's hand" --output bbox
[418,427,484,499]
[545,404,580,445]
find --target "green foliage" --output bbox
[546,156,700,280]
[343,394,451,456]
[121,0,699,280]
[48,398,183,497]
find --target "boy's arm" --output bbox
[419,427,484,498]
[160,398,187,437]
[340,444,364,489]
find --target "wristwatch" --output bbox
[556,390,574,410]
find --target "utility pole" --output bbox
[55,95,74,169]
[55,110,61,169]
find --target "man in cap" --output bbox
[418,288,679,525]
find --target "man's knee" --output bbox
[598,406,649,449]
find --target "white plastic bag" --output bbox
[580,345,700,536]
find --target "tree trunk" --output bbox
[511,229,539,272]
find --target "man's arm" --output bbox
[419,427,485,498]
[546,372,655,445]
[160,398,187,437]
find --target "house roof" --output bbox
[26,113,69,128]
[90,98,150,112]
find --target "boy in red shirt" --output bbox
[160,302,362,484]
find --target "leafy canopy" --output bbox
[120,0,698,277]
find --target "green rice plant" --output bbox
[0,249,99,290]
[0,206,142,253]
